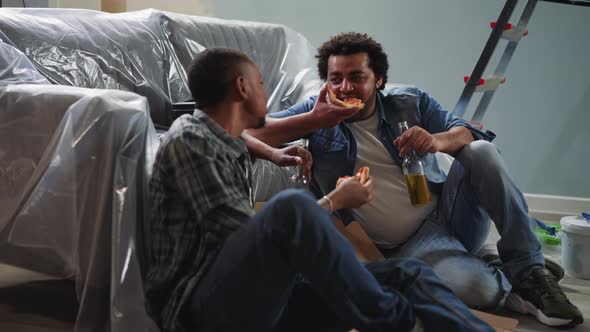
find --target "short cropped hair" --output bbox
[187,48,252,109]
[316,32,389,90]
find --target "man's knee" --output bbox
[462,141,501,165]
[458,141,507,178]
[263,189,327,232]
[432,257,509,309]
[269,189,315,211]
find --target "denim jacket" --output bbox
[271,86,495,223]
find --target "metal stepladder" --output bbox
[452,0,589,230]
[453,0,590,126]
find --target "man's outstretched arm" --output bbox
[246,114,317,148]
[246,85,363,147]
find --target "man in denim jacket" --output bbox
[146,47,496,332]
[248,32,582,328]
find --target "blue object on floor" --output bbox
[534,218,557,236]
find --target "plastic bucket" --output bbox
[560,215,590,279]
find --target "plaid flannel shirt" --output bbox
[144,110,255,332]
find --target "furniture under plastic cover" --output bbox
[0,83,160,331]
[0,8,321,127]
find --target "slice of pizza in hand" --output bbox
[326,89,365,109]
[357,167,369,184]
[335,167,370,187]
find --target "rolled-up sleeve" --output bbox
[270,96,317,119]
[418,90,495,142]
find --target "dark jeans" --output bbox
[185,190,493,332]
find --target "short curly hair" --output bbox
[316,32,388,90]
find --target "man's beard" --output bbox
[345,91,377,123]
[255,116,266,129]
[345,107,371,123]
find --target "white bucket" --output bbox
[560,215,590,279]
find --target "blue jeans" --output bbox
[383,141,544,309]
[185,190,493,332]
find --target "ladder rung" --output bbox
[463,75,506,92]
[490,21,529,41]
[452,0,518,118]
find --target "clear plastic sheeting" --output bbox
[160,12,322,116]
[0,39,49,86]
[252,160,300,202]
[0,8,322,126]
[0,8,324,330]
[0,84,160,332]
[252,138,313,202]
[0,6,324,208]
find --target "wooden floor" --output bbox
[0,262,588,331]
[0,265,75,331]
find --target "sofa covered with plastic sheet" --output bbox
[0,7,321,201]
[0,8,321,128]
[0,81,160,331]
[0,8,322,331]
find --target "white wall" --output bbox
[125,0,209,15]
[2,0,47,6]
[48,0,209,14]
[49,0,99,10]
[208,0,590,198]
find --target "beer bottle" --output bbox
[397,121,432,206]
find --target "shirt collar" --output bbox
[376,91,390,126]
[193,109,248,159]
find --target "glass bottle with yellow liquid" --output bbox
[397,121,432,206]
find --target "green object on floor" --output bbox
[536,223,561,246]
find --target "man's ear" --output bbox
[235,76,248,100]
[376,77,383,89]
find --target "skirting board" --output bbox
[524,193,590,222]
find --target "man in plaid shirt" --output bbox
[143,48,493,332]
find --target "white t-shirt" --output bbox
[349,111,438,248]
